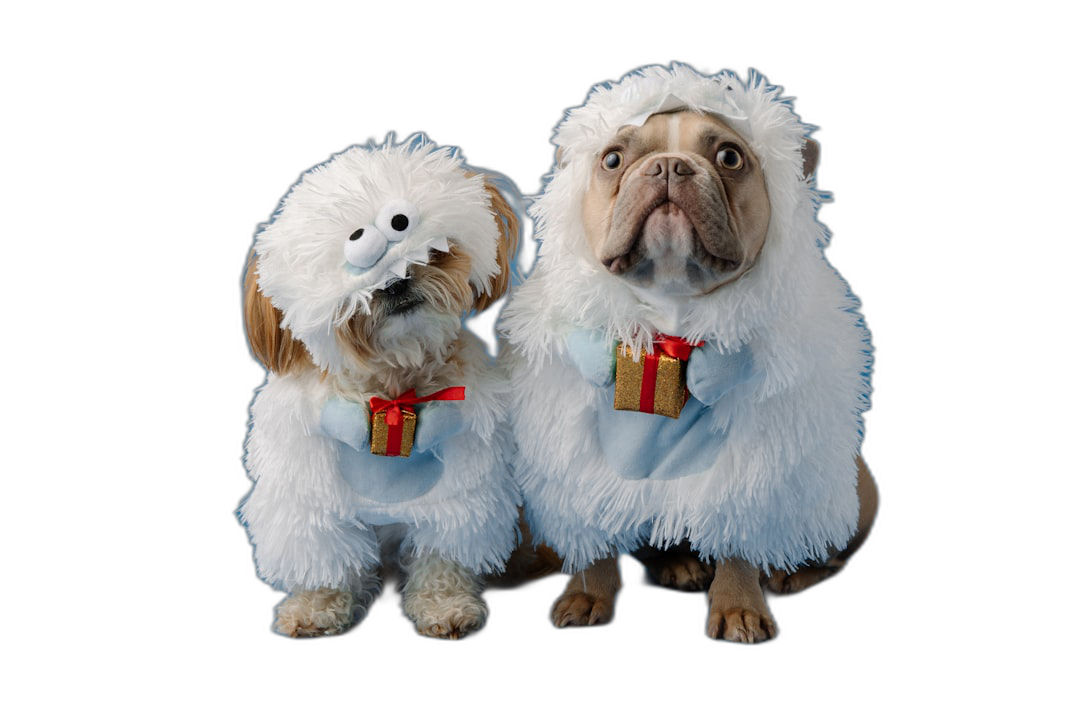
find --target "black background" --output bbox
[204,46,946,677]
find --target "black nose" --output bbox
[642,155,696,181]
[382,278,410,296]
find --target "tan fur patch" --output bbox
[335,247,474,369]
[474,178,520,311]
[243,252,313,375]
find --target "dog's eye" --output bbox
[344,224,388,269]
[376,199,419,243]
[716,146,744,171]
[602,151,623,171]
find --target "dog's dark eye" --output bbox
[602,151,623,171]
[717,146,744,171]
[349,228,365,241]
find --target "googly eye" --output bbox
[344,224,388,269]
[375,199,419,243]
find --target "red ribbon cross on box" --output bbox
[638,334,703,414]
[369,386,466,457]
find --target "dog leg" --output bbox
[551,556,621,627]
[632,541,715,591]
[402,553,487,640]
[765,455,878,594]
[706,557,776,643]
[274,572,380,638]
[485,510,562,588]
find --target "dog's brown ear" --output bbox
[473,179,520,312]
[801,138,820,180]
[243,251,310,374]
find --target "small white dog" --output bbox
[501,65,875,641]
[241,135,521,638]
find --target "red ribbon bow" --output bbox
[653,333,704,361]
[369,386,466,456]
[638,334,703,414]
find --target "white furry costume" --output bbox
[240,138,520,592]
[501,65,872,572]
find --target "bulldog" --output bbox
[501,65,876,642]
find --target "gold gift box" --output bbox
[613,343,689,419]
[370,408,417,457]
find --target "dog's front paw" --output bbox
[706,604,777,643]
[402,554,488,639]
[706,558,776,643]
[551,591,614,627]
[274,588,356,638]
[414,603,487,640]
[407,593,488,640]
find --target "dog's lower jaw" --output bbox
[402,553,487,639]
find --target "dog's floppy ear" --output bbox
[473,178,520,312]
[801,138,820,180]
[243,251,310,374]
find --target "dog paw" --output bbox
[551,591,614,628]
[706,606,777,643]
[402,554,488,639]
[765,559,845,595]
[274,588,356,638]
[408,594,488,640]
[643,553,714,591]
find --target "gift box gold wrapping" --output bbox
[613,343,689,419]
[370,408,417,456]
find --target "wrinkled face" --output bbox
[581,110,771,296]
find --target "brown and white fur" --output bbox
[241,138,521,638]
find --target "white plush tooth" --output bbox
[389,259,409,278]
[431,236,449,252]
